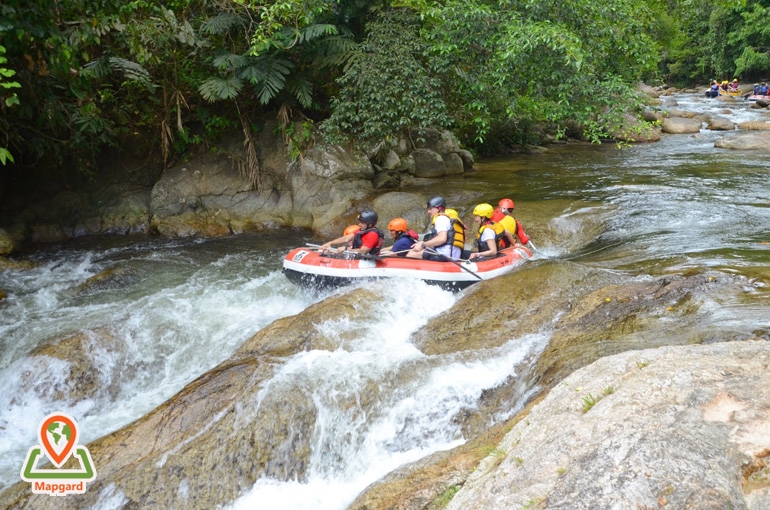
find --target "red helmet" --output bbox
[498,198,514,210]
[343,225,360,236]
[387,218,408,232]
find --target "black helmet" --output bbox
[358,209,378,225]
[427,196,446,209]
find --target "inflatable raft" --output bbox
[282,245,533,291]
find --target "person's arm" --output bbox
[471,238,497,259]
[320,234,353,252]
[504,230,516,246]
[422,230,447,249]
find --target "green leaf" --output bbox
[199,76,244,102]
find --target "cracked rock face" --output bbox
[445,340,770,510]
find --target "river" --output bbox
[1,93,769,508]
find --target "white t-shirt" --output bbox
[432,214,461,258]
[479,226,496,251]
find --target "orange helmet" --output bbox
[387,218,408,232]
[343,225,360,236]
[498,198,515,210]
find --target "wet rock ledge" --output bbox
[351,340,770,510]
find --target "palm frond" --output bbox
[312,36,359,68]
[288,77,313,109]
[84,57,153,88]
[212,52,252,72]
[235,57,294,105]
[298,24,338,44]
[82,58,112,79]
[237,64,266,83]
[109,57,153,87]
[200,13,241,35]
[198,76,243,102]
[256,58,293,104]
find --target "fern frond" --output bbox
[198,76,243,102]
[109,57,153,87]
[234,57,293,104]
[83,58,112,79]
[200,13,241,35]
[212,52,252,72]
[288,77,313,109]
[312,36,359,68]
[238,64,266,84]
[298,24,338,44]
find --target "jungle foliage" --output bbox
[660,0,770,85]
[1,0,768,174]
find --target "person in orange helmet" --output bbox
[380,218,418,256]
[319,224,360,253]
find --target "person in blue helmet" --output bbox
[320,210,384,255]
[406,196,464,261]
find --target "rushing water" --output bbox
[1,93,770,507]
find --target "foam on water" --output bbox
[0,237,324,490]
[229,278,547,510]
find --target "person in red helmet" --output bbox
[380,218,418,256]
[492,197,531,246]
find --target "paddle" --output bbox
[424,247,483,280]
[375,249,413,257]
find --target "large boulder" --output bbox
[149,153,275,236]
[0,228,13,256]
[290,145,374,231]
[609,113,661,143]
[150,139,373,236]
[446,340,770,510]
[380,150,401,171]
[0,289,385,510]
[641,109,663,122]
[664,108,697,119]
[737,121,770,131]
[715,133,770,150]
[707,116,736,131]
[349,270,768,510]
[411,148,446,178]
[372,192,429,233]
[661,117,702,134]
[458,149,475,172]
[20,328,126,403]
[411,128,461,155]
[443,152,465,175]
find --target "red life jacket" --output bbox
[352,226,384,255]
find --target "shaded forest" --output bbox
[1,0,769,176]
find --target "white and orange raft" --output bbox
[283,245,533,291]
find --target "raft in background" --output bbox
[282,245,533,291]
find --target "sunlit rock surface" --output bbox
[352,269,766,508]
[661,117,702,134]
[446,341,770,510]
[715,133,770,150]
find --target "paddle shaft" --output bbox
[425,247,483,280]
